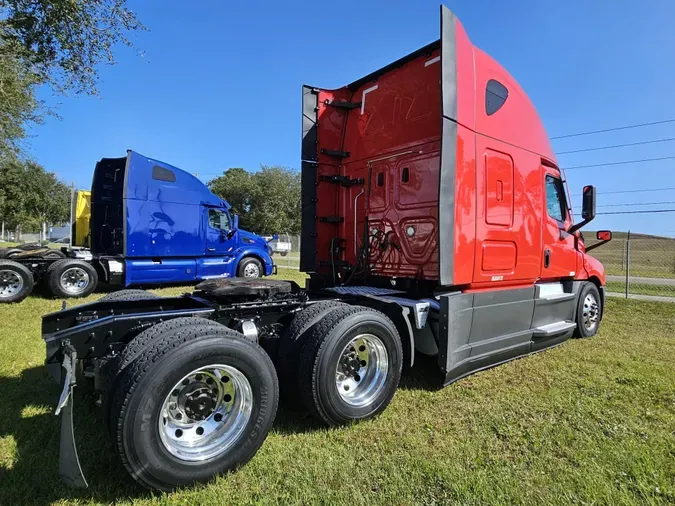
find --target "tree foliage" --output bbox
[0,0,144,156]
[209,166,301,236]
[0,158,70,232]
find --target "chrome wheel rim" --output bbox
[159,364,253,462]
[335,334,389,407]
[582,293,599,331]
[60,267,90,294]
[0,270,23,298]
[243,263,260,278]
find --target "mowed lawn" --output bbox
[0,270,674,505]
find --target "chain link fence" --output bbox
[585,232,675,301]
[269,234,301,270]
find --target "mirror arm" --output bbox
[567,215,594,235]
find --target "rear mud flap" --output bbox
[55,347,88,488]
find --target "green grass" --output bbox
[606,281,675,298]
[0,278,674,505]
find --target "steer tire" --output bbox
[99,289,159,302]
[298,305,403,425]
[0,260,34,303]
[237,257,263,278]
[277,300,347,407]
[46,259,98,298]
[574,282,602,338]
[110,325,278,491]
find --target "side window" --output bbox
[152,165,176,182]
[545,175,566,222]
[485,79,508,116]
[208,209,231,230]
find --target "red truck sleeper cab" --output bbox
[301,5,607,383]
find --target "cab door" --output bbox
[199,207,238,279]
[541,169,577,280]
[205,207,236,256]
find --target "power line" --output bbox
[572,187,675,196]
[596,209,675,215]
[551,118,675,140]
[597,200,675,208]
[556,137,675,155]
[564,155,675,170]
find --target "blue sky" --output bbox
[27,0,675,236]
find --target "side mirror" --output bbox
[581,185,596,221]
[273,233,279,240]
[586,229,612,252]
[568,185,597,234]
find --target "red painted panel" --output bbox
[451,123,476,286]
[484,149,513,227]
[474,135,542,284]
[481,241,517,272]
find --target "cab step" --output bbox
[532,321,576,337]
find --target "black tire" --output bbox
[574,282,602,338]
[280,251,288,257]
[277,301,347,407]
[46,259,98,298]
[237,257,263,278]
[0,260,34,303]
[117,317,223,374]
[1,248,24,259]
[99,289,159,302]
[110,325,278,491]
[298,305,403,425]
[103,317,225,428]
[41,249,66,259]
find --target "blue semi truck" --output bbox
[0,150,274,303]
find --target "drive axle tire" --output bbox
[277,300,347,406]
[41,249,66,259]
[110,326,278,491]
[103,317,224,430]
[574,282,602,338]
[237,257,263,278]
[298,305,403,425]
[99,289,159,302]
[0,260,34,303]
[46,259,98,298]
[1,248,23,259]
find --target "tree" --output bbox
[0,0,144,157]
[208,168,254,228]
[0,158,70,238]
[208,166,301,236]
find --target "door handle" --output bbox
[544,249,551,268]
[207,247,215,251]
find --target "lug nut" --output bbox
[175,413,182,420]
[195,374,203,381]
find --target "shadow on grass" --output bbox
[0,366,152,505]
[0,354,444,504]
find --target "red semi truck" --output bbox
[43,5,611,491]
